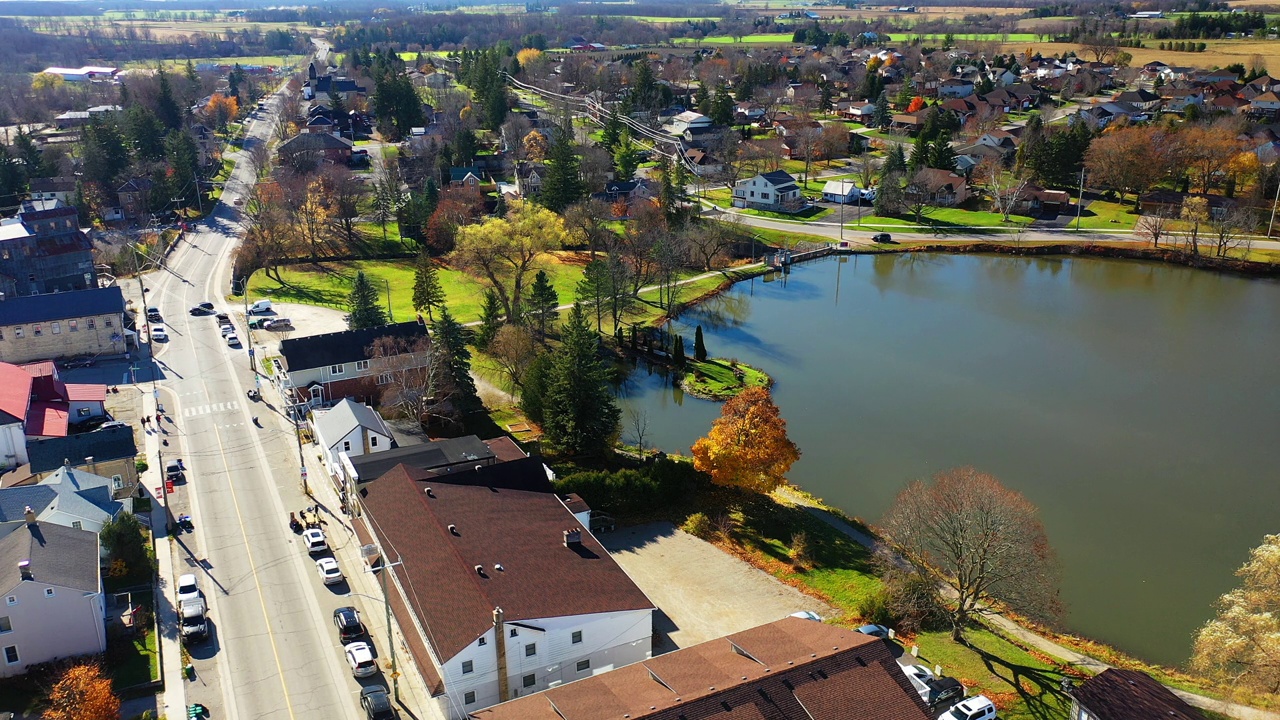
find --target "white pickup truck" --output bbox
[180,597,208,643]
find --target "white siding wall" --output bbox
[0,423,26,469]
[324,427,390,472]
[0,580,105,678]
[439,608,652,719]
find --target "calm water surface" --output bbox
[617,253,1280,667]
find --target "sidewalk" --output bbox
[778,489,1280,720]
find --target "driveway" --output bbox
[600,522,832,654]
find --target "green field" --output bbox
[125,54,304,70]
[905,32,1041,43]
[673,33,793,44]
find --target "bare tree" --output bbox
[817,122,849,169]
[368,335,457,426]
[563,200,615,258]
[488,324,539,394]
[1209,207,1255,258]
[683,219,738,271]
[627,407,650,455]
[882,467,1062,640]
[1135,207,1174,248]
[1080,35,1118,63]
[1179,196,1210,256]
[903,171,940,225]
[980,160,1030,223]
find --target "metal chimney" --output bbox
[23,506,35,525]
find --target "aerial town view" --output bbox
[0,0,1275,718]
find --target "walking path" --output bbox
[773,488,1280,720]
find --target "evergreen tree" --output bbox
[882,143,907,178]
[347,271,388,329]
[526,269,559,344]
[518,351,554,424]
[155,69,182,130]
[929,132,958,172]
[476,290,504,350]
[126,105,166,162]
[694,325,707,362]
[329,91,349,137]
[228,64,244,100]
[542,303,621,457]
[872,90,891,128]
[412,256,446,320]
[694,84,711,116]
[184,59,198,85]
[909,132,929,173]
[575,258,612,332]
[540,124,585,212]
[600,109,623,151]
[612,132,640,182]
[164,131,199,204]
[710,82,734,126]
[431,307,482,414]
[673,335,686,366]
[0,146,24,204]
[80,116,130,189]
[12,131,45,180]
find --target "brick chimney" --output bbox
[494,606,509,703]
[17,561,30,581]
[23,506,35,525]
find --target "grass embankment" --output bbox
[680,357,771,400]
[705,189,834,222]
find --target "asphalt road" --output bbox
[142,82,370,720]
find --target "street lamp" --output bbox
[365,559,404,702]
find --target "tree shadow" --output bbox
[944,640,1074,720]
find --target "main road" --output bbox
[141,75,367,719]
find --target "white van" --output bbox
[248,299,273,314]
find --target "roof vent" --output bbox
[448,524,459,536]
[563,529,582,547]
[474,565,487,578]
[424,487,434,498]
[17,560,30,581]
[23,506,35,525]
[475,465,483,473]
[494,563,504,572]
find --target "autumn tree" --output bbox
[1135,207,1174,248]
[1180,122,1241,195]
[43,663,119,720]
[906,96,926,113]
[1084,125,1168,207]
[204,93,239,130]
[368,335,456,425]
[489,324,539,392]
[1191,534,1280,696]
[881,467,1062,640]
[100,513,152,580]
[980,161,1030,222]
[451,201,567,320]
[691,387,800,493]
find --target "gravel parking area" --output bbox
[244,302,348,354]
[600,522,832,654]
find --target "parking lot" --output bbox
[599,522,832,654]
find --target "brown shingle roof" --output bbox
[1074,669,1206,720]
[471,617,933,720]
[360,461,652,662]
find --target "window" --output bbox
[51,322,60,335]
[571,630,582,644]
[4,598,13,607]
[342,441,351,452]
[576,659,590,672]
[112,475,124,490]
[461,660,473,674]
[355,360,370,371]
[510,628,518,638]
[11,328,19,339]
[524,643,536,657]
[3,646,16,664]
[77,407,91,417]
[104,319,112,328]
[376,373,393,385]
[478,637,487,646]
[370,436,379,448]
[70,522,81,531]
[330,364,345,375]
[32,325,41,337]
[522,674,535,689]
[87,318,95,329]
[463,691,476,705]
[43,588,54,597]
[0,618,9,634]
[69,320,77,332]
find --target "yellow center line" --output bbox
[209,418,298,720]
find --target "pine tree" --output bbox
[673,335,686,366]
[872,90,891,129]
[612,132,640,182]
[575,258,612,332]
[127,105,166,162]
[0,146,23,204]
[13,131,45,180]
[476,290,504,350]
[542,303,621,457]
[710,82,734,126]
[929,132,958,172]
[185,59,198,85]
[694,325,707,362]
[526,269,560,344]
[518,351,554,424]
[540,124,585,212]
[600,109,623,151]
[155,68,182,130]
[909,132,929,173]
[347,271,388,329]
[431,307,482,414]
[412,256,446,321]
[882,144,907,178]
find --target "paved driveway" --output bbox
[600,522,832,654]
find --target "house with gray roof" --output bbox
[21,425,138,498]
[0,466,126,547]
[312,398,393,474]
[0,287,128,364]
[0,520,105,677]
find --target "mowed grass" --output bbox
[674,33,793,44]
[915,628,1076,720]
[245,253,594,324]
[1069,200,1140,230]
[681,357,771,399]
[126,54,304,70]
[999,39,1280,78]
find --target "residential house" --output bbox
[773,118,822,137]
[27,178,76,205]
[890,113,927,135]
[733,171,803,213]
[1069,670,1205,720]
[20,362,106,439]
[939,78,975,98]
[0,465,127,541]
[732,102,765,124]
[335,434,525,503]
[1112,88,1163,111]
[1015,184,1072,216]
[20,426,139,498]
[516,164,545,197]
[312,398,393,475]
[353,457,654,718]
[993,67,1021,86]
[1249,91,1280,118]
[1192,69,1241,84]
[939,97,981,124]
[188,124,219,167]
[683,148,721,177]
[591,179,654,204]
[450,167,484,188]
[665,111,712,136]
[955,142,1011,173]
[840,101,877,122]
[276,131,354,167]
[275,320,431,410]
[115,178,153,222]
[1160,87,1205,113]
[1209,93,1249,115]
[471,616,933,720]
[0,288,127,364]
[910,168,969,207]
[822,180,861,204]
[0,206,96,298]
[423,71,453,89]
[303,75,367,104]
[305,115,336,134]
[0,521,105,678]
[976,130,1019,161]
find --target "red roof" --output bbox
[19,361,55,378]
[25,402,68,437]
[0,364,32,425]
[65,384,106,402]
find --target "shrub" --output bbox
[682,512,713,539]
[856,588,897,627]
[135,459,148,473]
[556,458,709,516]
[883,567,949,633]
[789,530,813,571]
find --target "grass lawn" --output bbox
[728,224,835,249]
[1068,200,1140,230]
[681,357,771,400]
[381,145,399,160]
[125,54,303,70]
[860,209,1034,232]
[107,591,160,690]
[704,189,833,222]
[673,33,793,44]
[915,628,1075,720]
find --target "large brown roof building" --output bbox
[471,616,934,720]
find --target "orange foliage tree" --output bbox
[42,663,119,720]
[692,387,800,493]
[204,93,239,130]
[906,96,926,113]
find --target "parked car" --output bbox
[316,557,344,585]
[146,307,162,321]
[176,573,201,603]
[165,459,184,481]
[856,623,891,638]
[941,695,996,720]
[180,597,208,643]
[333,606,364,643]
[862,187,878,202]
[344,641,377,678]
[248,299,273,314]
[215,312,230,324]
[220,324,235,337]
[360,685,395,720]
[872,232,894,244]
[226,333,240,347]
[303,528,328,554]
[150,326,169,342]
[790,611,822,621]
[902,664,935,702]
[927,676,967,709]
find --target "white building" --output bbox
[312,398,393,475]
[733,171,803,212]
[0,520,105,677]
[0,466,128,547]
[665,110,713,136]
[356,457,654,719]
[40,66,117,82]
[822,180,861,204]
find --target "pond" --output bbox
[616,253,1280,667]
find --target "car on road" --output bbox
[189,302,215,315]
[303,528,328,554]
[215,312,230,324]
[146,306,162,321]
[344,641,377,678]
[150,326,169,342]
[176,573,201,603]
[225,333,240,347]
[359,685,395,720]
[220,323,235,336]
[234,198,244,206]
[941,695,996,720]
[856,623,891,638]
[316,557,344,585]
[872,232,893,244]
[333,606,364,643]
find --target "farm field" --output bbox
[124,55,305,70]
[673,33,793,44]
[24,18,312,39]
[998,38,1280,74]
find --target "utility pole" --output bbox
[374,558,404,701]
[384,278,393,322]
[1075,166,1086,232]
[1268,172,1280,237]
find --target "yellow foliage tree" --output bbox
[204,93,239,129]
[43,663,119,720]
[31,72,65,92]
[523,131,549,162]
[516,48,544,67]
[692,386,800,493]
[1227,151,1261,192]
[1191,534,1280,697]
[451,200,566,319]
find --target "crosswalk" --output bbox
[182,401,241,417]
